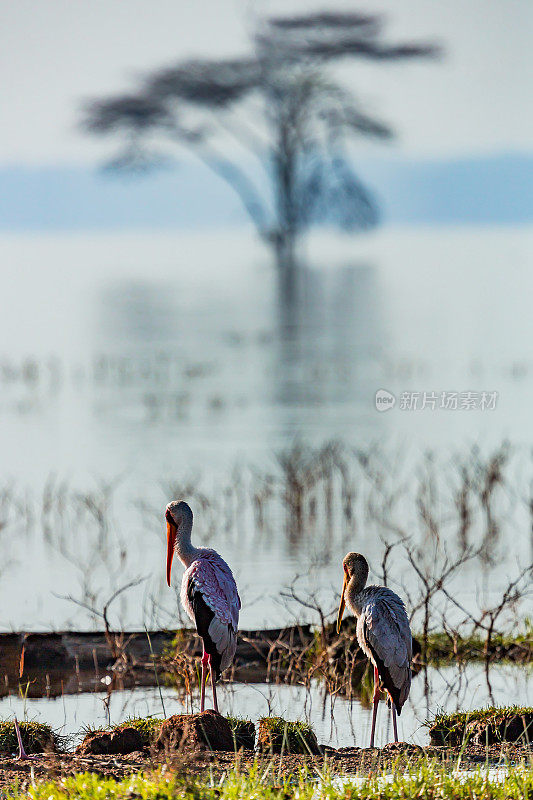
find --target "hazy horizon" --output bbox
[2,151,532,231]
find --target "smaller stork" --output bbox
[166,500,240,713]
[336,552,412,748]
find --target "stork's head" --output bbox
[336,552,369,633]
[165,500,193,586]
[342,552,369,585]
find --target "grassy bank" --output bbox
[428,706,533,746]
[0,721,59,755]
[5,761,533,800]
[162,621,532,703]
[421,629,533,664]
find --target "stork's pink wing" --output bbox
[183,550,240,631]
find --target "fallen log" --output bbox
[0,624,314,698]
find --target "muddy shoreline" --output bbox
[0,743,531,791]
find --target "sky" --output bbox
[1,0,532,228]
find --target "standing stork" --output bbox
[336,552,412,748]
[166,500,240,713]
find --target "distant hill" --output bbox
[1,152,531,231]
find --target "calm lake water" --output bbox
[1,225,532,630]
[0,663,530,748]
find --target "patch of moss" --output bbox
[257,717,320,755]
[428,706,533,746]
[431,705,533,728]
[0,719,59,755]
[81,717,163,747]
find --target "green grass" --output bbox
[416,620,533,664]
[431,705,533,727]
[428,705,533,746]
[319,615,532,662]
[113,716,163,737]
[0,720,59,755]
[5,761,533,799]
[257,717,319,754]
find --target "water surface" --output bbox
[0,663,530,749]
[1,226,532,629]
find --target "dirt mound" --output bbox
[76,726,145,756]
[156,711,234,752]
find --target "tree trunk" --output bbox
[274,233,298,329]
[271,109,300,323]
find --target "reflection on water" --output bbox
[0,664,530,749]
[0,227,533,629]
[98,281,182,344]
[275,264,383,409]
[0,437,530,631]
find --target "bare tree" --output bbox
[82,11,437,304]
[403,543,479,659]
[57,577,147,662]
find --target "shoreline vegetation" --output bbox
[4,764,533,800]
[1,620,530,699]
[0,441,531,796]
[0,709,531,796]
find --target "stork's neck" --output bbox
[175,520,200,568]
[345,575,368,617]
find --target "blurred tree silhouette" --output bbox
[83,12,437,303]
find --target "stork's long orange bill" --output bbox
[336,570,348,633]
[166,520,177,586]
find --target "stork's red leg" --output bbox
[208,655,219,713]
[392,702,399,743]
[14,718,36,761]
[369,665,380,748]
[200,649,209,713]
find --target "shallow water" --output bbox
[1,226,533,630]
[0,664,530,749]
[330,769,520,787]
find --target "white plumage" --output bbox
[180,549,240,629]
[181,550,240,672]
